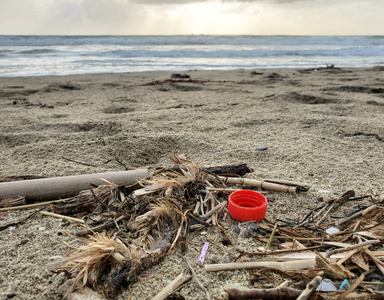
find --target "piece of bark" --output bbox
[204,164,253,177]
[297,275,322,300]
[152,273,191,300]
[225,287,302,300]
[0,169,149,201]
[315,251,356,280]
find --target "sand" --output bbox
[0,67,384,299]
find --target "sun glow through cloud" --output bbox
[0,0,383,35]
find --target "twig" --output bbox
[0,198,69,211]
[339,272,365,299]
[181,257,211,300]
[61,157,98,167]
[0,208,43,232]
[263,223,277,252]
[297,276,322,300]
[202,201,227,219]
[152,272,191,300]
[327,239,380,257]
[40,211,85,224]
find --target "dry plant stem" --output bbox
[0,198,69,211]
[181,257,211,300]
[40,211,85,224]
[296,275,322,300]
[327,239,380,257]
[338,272,365,299]
[336,209,365,226]
[364,248,384,275]
[218,176,297,193]
[202,201,227,219]
[75,220,114,237]
[264,223,278,252]
[205,259,316,272]
[152,272,191,300]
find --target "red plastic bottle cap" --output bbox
[228,190,268,222]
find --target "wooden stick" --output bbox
[339,272,365,299]
[0,169,149,201]
[181,257,211,300]
[0,198,69,212]
[264,179,310,191]
[297,276,322,300]
[202,201,227,219]
[205,259,316,272]
[152,272,191,300]
[327,239,380,256]
[218,177,297,194]
[40,211,85,224]
[364,248,384,275]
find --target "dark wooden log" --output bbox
[203,164,253,177]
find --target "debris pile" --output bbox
[0,154,383,299]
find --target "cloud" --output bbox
[129,0,209,4]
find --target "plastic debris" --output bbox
[325,227,339,234]
[339,279,351,290]
[316,278,337,292]
[199,242,209,264]
[255,146,268,151]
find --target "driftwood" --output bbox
[152,273,191,300]
[205,259,316,272]
[203,164,253,177]
[225,287,302,300]
[315,251,356,280]
[219,176,297,193]
[0,169,149,201]
[296,276,322,300]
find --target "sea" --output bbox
[0,35,383,77]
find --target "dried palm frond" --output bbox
[130,199,179,249]
[58,234,140,291]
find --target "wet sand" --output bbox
[0,67,384,299]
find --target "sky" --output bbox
[0,0,383,35]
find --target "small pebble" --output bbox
[255,146,268,151]
[234,225,240,234]
[39,226,46,231]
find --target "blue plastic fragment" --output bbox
[255,146,268,151]
[339,279,351,290]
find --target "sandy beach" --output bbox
[1,67,384,299]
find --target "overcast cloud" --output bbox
[0,0,382,35]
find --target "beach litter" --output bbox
[0,153,384,299]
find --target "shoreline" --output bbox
[1,66,384,299]
[1,65,384,79]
